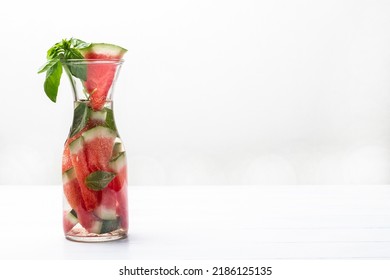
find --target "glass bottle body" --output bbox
[62,60,128,242]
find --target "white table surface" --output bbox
[1,185,390,260]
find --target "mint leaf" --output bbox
[44,61,62,102]
[85,171,116,191]
[69,103,90,137]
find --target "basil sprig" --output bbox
[38,38,90,102]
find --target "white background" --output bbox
[1,0,390,185]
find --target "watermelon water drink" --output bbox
[38,39,129,242]
[63,101,128,242]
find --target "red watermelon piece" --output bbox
[62,168,103,234]
[68,126,116,212]
[62,168,83,210]
[109,167,127,192]
[116,186,128,231]
[62,108,111,172]
[69,137,101,211]
[63,211,78,233]
[94,188,117,220]
[82,126,117,171]
[108,152,127,192]
[62,122,89,173]
[77,207,103,234]
[62,143,73,173]
[79,43,127,111]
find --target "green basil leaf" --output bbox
[39,38,90,101]
[37,58,59,74]
[66,49,87,81]
[69,103,90,137]
[85,171,116,191]
[43,61,62,102]
[67,62,87,81]
[71,38,91,49]
[105,108,117,131]
[47,43,62,59]
[67,49,83,59]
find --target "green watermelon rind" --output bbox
[64,210,79,232]
[65,210,78,224]
[62,167,76,184]
[100,218,121,234]
[69,136,84,155]
[88,220,103,234]
[78,43,127,58]
[112,142,124,158]
[109,152,126,172]
[90,110,107,122]
[95,205,117,220]
[82,126,117,143]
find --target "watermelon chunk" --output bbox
[69,137,100,211]
[62,143,73,173]
[94,188,117,220]
[63,210,78,233]
[68,126,116,212]
[101,218,121,234]
[62,168,83,211]
[112,142,124,159]
[79,43,127,111]
[62,168,103,234]
[83,126,117,172]
[77,207,103,234]
[108,152,127,192]
[116,186,128,231]
[90,110,107,124]
[63,105,112,173]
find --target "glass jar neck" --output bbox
[63,60,123,111]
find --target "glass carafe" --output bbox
[61,59,128,242]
